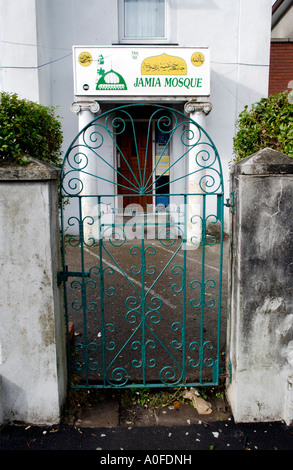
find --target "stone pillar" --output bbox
[0,159,67,425]
[226,148,293,424]
[184,101,212,247]
[71,100,100,242]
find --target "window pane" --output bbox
[124,0,165,38]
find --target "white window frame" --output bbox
[118,0,172,44]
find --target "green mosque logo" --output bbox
[96,55,127,91]
[96,70,127,91]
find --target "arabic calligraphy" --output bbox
[141,53,187,75]
[191,52,205,67]
[78,52,93,67]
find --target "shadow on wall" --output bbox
[1,377,28,424]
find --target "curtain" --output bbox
[124,0,165,38]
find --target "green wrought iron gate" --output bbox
[59,104,226,390]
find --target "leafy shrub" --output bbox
[233,90,293,161]
[0,91,63,166]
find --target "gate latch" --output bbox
[224,192,235,213]
[57,265,90,286]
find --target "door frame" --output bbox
[114,116,172,216]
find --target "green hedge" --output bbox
[233,90,293,162]
[0,92,63,166]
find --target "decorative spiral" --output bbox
[82,127,104,150]
[204,214,220,245]
[146,339,156,369]
[159,365,183,385]
[188,340,216,369]
[105,323,116,351]
[107,225,127,247]
[146,297,162,325]
[204,279,216,308]
[103,266,115,297]
[157,225,178,246]
[188,340,200,368]
[171,322,183,349]
[107,367,129,386]
[181,126,201,147]
[125,296,142,325]
[202,341,216,367]
[60,104,223,199]
[74,342,99,372]
[171,265,184,293]
[190,280,201,308]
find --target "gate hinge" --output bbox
[220,361,232,382]
[224,192,235,213]
[57,265,90,286]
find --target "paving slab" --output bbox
[75,399,120,428]
[72,394,231,429]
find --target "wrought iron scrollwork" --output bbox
[60,104,223,198]
[59,104,224,389]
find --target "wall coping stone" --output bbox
[231,147,293,176]
[0,157,60,181]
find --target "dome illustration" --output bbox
[96,69,127,90]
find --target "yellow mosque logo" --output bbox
[141,53,187,75]
[78,52,93,67]
[191,52,205,67]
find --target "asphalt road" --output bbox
[1,419,292,453]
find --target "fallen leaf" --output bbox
[173,401,181,408]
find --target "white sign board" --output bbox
[73,46,210,97]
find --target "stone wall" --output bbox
[0,159,67,425]
[226,148,293,424]
[1,149,293,425]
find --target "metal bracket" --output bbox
[224,192,235,213]
[228,361,232,382]
[220,361,232,383]
[57,265,90,286]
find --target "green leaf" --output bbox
[19,156,29,165]
[233,90,293,162]
[0,91,63,166]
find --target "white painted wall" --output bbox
[0,0,39,102]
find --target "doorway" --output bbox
[115,109,171,214]
[117,120,152,211]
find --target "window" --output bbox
[119,0,171,43]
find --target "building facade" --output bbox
[269,0,293,94]
[0,0,273,231]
